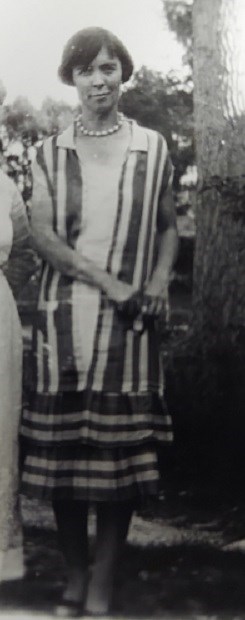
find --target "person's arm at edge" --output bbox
[5,185,37,297]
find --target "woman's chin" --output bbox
[88,97,117,116]
[93,102,112,114]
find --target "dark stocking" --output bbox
[85,502,134,614]
[53,499,89,603]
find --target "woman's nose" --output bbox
[92,70,104,87]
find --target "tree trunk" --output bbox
[167,0,245,484]
[174,0,245,478]
[193,0,245,354]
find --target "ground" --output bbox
[1,489,245,620]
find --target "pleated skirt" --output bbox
[21,443,160,502]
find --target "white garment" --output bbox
[71,135,129,388]
[0,170,24,581]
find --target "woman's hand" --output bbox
[142,275,170,320]
[105,277,141,320]
[105,277,137,305]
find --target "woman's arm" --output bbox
[31,159,135,303]
[143,185,178,316]
[148,185,178,286]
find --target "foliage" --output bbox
[2,96,74,140]
[157,1,194,184]
[163,0,193,69]
[2,96,39,139]
[38,97,74,135]
[120,66,194,188]
[0,80,7,105]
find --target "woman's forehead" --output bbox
[75,45,120,68]
[95,46,118,60]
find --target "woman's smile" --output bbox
[91,92,109,98]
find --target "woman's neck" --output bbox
[79,109,119,132]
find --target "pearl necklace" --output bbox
[76,113,124,137]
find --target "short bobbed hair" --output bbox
[58,27,134,86]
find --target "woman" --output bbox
[21,27,178,616]
[0,168,32,581]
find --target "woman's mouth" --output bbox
[92,93,109,99]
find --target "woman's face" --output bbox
[72,46,122,116]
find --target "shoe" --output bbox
[54,599,83,618]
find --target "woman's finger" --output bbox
[155,297,164,316]
[142,296,158,316]
[141,303,148,314]
[142,299,155,315]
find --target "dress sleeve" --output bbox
[156,146,176,234]
[159,151,174,198]
[30,155,54,233]
[32,155,52,199]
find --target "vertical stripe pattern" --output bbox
[22,122,173,448]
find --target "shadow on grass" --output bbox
[1,527,245,618]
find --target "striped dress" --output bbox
[21,119,173,501]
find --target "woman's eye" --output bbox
[84,66,93,75]
[75,66,92,76]
[102,65,114,74]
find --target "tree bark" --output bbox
[193,0,245,355]
[165,0,245,478]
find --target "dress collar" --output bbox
[56,119,148,152]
